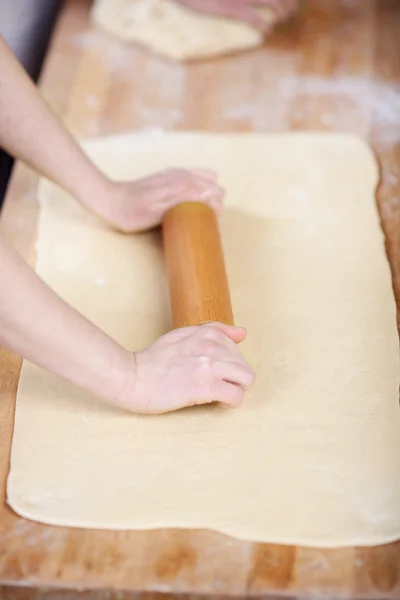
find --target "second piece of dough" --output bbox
[91,0,274,61]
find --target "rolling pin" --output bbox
[162,202,234,328]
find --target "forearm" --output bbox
[0,238,132,403]
[0,36,109,210]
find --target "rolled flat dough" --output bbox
[91,0,274,61]
[8,132,400,547]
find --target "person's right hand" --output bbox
[117,323,255,414]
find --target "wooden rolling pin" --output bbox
[162,202,234,328]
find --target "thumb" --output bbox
[202,322,247,344]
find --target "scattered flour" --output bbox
[224,75,400,144]
[280,75,400,144]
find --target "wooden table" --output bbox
[1,0,400,598]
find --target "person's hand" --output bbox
[92,168,224,232]
[115,323,255,414]
[174,0,300,33]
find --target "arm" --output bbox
[0,36,107,212]
[0,238,130,404]
[0,39,254,413]
[0,238,253,413]
[0,35,223,229]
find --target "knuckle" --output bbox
[202,327,220,341]
[195,327,212,342]
[195,328,207,342]
[196,354,213,373]
[201,340,219,356]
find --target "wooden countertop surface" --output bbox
[1,0,400,598]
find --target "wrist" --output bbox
[104,349,138,410]
[74,167,115,222]
[75,329,137,409]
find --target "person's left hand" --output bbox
[91,168,225,232]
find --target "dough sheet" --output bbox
[8,132,400,547]
[91,0,274,61]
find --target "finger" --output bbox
[163,168,218,183]
[195,187,225,214]
[202,322,247,344]
[197,327,244,357]
[156,170,225,210]
[187,174,224,202]
[160,189,224,217]
[160,325,204,344]
[162,173,224,201]
[163,326,245,362]
[195,339,244,364]
[194,181,225,201]
[152,325,207,351]
[213,359,255,390]
[160,326,246,364]
[210,381,245,408]
[156,188,222,219]
[171,183,225,215]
